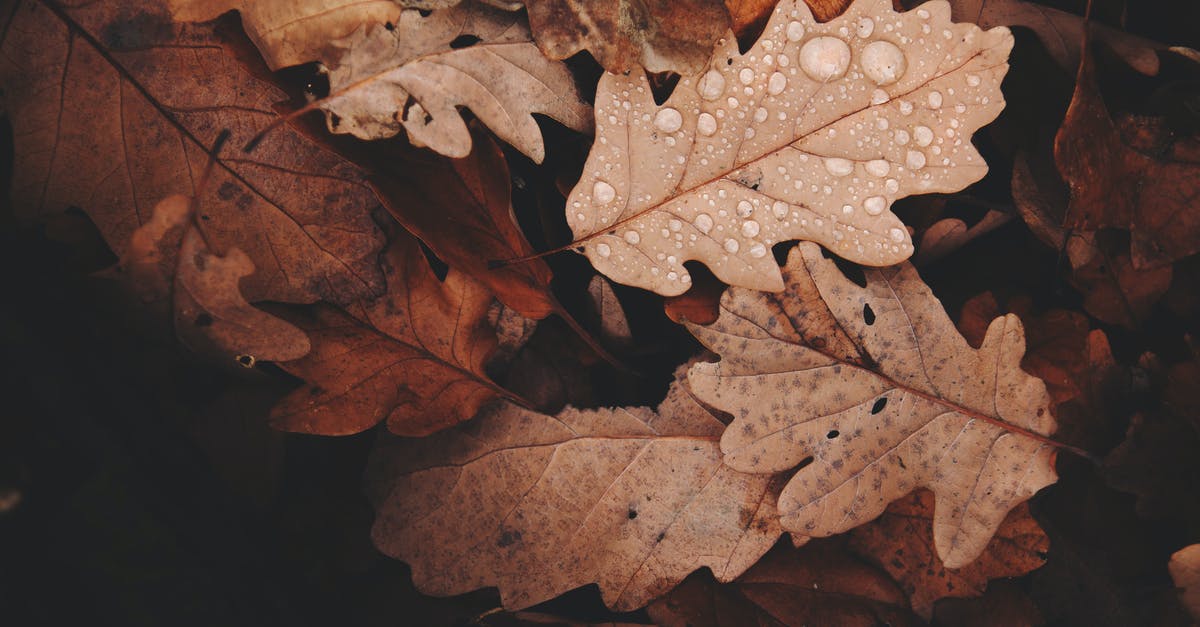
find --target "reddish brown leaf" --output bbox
[648,541,922,627]
[931,580,1044,627]
[663,266,726,325]
[1055,43,1200,269]
[1170,544,1200,621]
[0,0,385,305]
[270,233,509,436]
[523,0,732,75]
[848,490,1049,618]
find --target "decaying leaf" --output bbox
[913,209,1011,266]
[1055,42,1200,269]
[648,541,922,627]
[0,0,385,306]
[119,194,311,364]
[367,373,784,610]
[319,1,592,162]
[1170,544,1200,621]
[687,242,1058,568]
[944,0,1168,77]
[566,0,1013,296]
[523,0,732,75]
[167,0,402,69]
[588,276,634,346]
[848,490,1049,617]
[270,233,509,436]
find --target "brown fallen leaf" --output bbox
[664,265,727,325]
[565,0,1013,295]
[688,242,1058,568]
[523,0,732,75]
[356,125,559,320]
[931,580,1044,627]
[1055,41,1200,269]
[367,372,784,610]
[913,209,1011,266]
[167,0,402,69]
[270,232,512,436]
[318,1,592,162]
[944,0,1166,76]
[848,490,1048,617]
[1170,544,1200,621]
[587,276,633,346]
[0,0,385,306]
[648,540,922,627]
[118,194,311,364]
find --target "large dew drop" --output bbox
[694,213,714,233]
[697,112,718,136]
[799,37,851,82]
[699,70,726,100]
[654,108,683,132]
[861,41,906,86]
[593,180,616,203]
[824,157,854,177]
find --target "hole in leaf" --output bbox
[871,397,888,414]
[863,303,876,325]
[645,70,680,105]
[449,34,481,49]
[417,9,432,17]
[627,508,638,519]
[236,354,256,368]
[826,429,840,439]
[384,21,395,31]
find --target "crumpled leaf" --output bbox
[523,0,732,75]
[944,0,1167,76]
[118,194,311,364]
[848,490,1049,618]
[1170,544,1200,621]
[320,1,592,162]
[687,242,1058,568]
[648,541,922,627]
[566,0,1013,295]
[1055,42,1200,269]
[0,0,385,306]
[270,233,510,436]
[167,0,403,69]
[367,372,784,611]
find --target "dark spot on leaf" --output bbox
[655,532,665,543]
[628,508,638,519]
[497,529,521,547]
[194,313,213,327]
[217,181,239,201]
[384,21,395,31]
[449,34,481,49]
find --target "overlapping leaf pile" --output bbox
[3,0,1199,623]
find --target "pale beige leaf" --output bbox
[167,0,402,70]
[566,0,1012,296]
[687,242,1057,568]
[1170,544,1200,621]
[367,373,783,611]
[321,2,592,162]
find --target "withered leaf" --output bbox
[648,541,922,627]
[913,209,1011,266]
[367,374,784,610]
[523,0,732,75]
[119,194,311,364]
[270,233,509,436]
[0,0,385,305]
[848,490,1049,618]
[167,0,402,69]
[1055,43,1200,269]
[688,242,1058,568]
[320,1,592,162]
[567,0,1013,295]
[1170,544,1200,621]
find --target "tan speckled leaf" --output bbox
[687,242,1057,568]
[566,0,1012,296]
[320,1,592,162]
[367,372,784,611]
[167,0,403,70]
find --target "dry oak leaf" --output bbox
[0,0,385,306]
[912,208,1010,266]
[687,242,1058,568]
[522,0,732,75]
[648,541,922,627]
[270,232,510,436]
[565,0,1012,296]
[118,194,311,363]
[1055,42,1200,269]
[848,490,1049,618]
[1170,544,1200,621]
[366,373,785,611]
[167,0,403,70]
[319,1,592,162]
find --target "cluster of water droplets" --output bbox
[568,0,1008,294]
